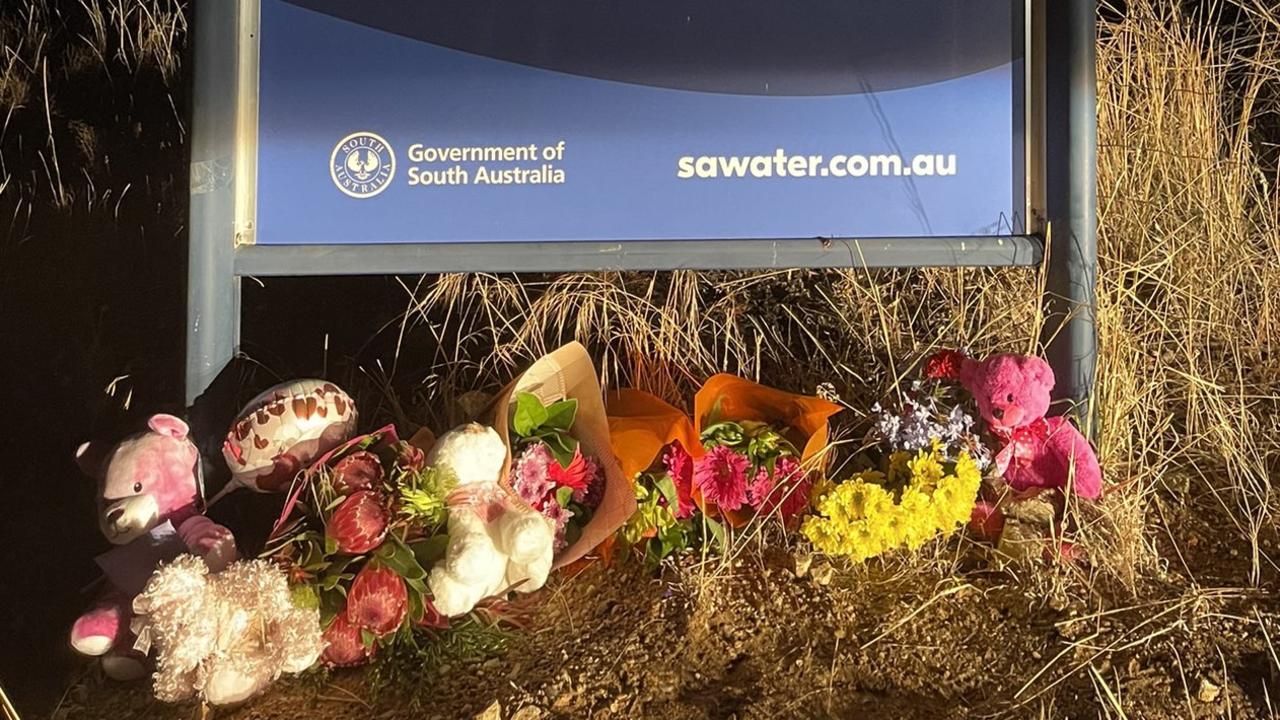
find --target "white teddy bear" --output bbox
[427,423,555,616]
[131,555,325,706]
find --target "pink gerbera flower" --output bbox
[752,456,811,519]
[662,442,696,519]
[746,465,774,509]
[693,446,750,512]
[774,457,813,519]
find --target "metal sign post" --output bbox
[187,0,1095,414]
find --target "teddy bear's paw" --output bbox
[178,517,239,572]
[428,567,487,617]
[204,666,267,706]
[101,651,148,681]
[70,605,125,656]
[498,511,554,566]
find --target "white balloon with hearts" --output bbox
[220,379,358,495]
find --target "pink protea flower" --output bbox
[662,442,696,519]
[321,613,371,667]
[511,443,555,509]
[331,451,384,495]
[326,490,388,554]
[346,563,408,637]
[693,446,750,512]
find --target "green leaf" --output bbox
[375,535,428,581]
[319,587,346,626]
[512,392,550,436]
[703,515,726,552]
[411,535,450,569]
[555,485,575,508]
[290,584,319,610]
[360,628,378,649]
[654,474,680,509]
[543,433,579,467]
[406,583,425,624]
[323,535,339,557]
[543,398,579,430]
[405,576,429,595]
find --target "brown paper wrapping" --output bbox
[604,388,703,483]
[491,342,635,569]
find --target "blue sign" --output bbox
[253,0,1027,244]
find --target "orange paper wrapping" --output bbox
[605,388,703,483]
[490,342,635,569]
[692,374,843,526]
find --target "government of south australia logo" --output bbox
[330,132,395,198]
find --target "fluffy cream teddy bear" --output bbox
[427,423,554,616]
[131,555,324,706]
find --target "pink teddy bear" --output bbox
[70,414,238,680]
[959,354,1102,499]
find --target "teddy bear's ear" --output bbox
[1023,356,1056,390]
[148,414,190,440]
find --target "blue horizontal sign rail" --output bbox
[232,236,1044,276]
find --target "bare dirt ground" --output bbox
[54,502,1280,720]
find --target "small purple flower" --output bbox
[511,443,555,509]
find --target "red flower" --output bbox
[321,613,372,667]
[346,563,408,637]
[662,442,696,520]
[693,446,750,512]
[331,451,384,495]
[548,446,592,495]
[327,490,388,554]
[924,349,967,381]
[395,442,427,473]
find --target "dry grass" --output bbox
[0,0,185,210]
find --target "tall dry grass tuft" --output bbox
[1092,0,1280,586]
[392,1,1280,595]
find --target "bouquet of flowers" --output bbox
[801,351,989,561]
[491,342,634,568]
[265,426,455,667]
[691,374,842,527]
[507,392,605,554]
[608,389,715,564]
[610,376,841,564]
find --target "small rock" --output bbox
[794,552,813,578]
[1197,678,1221,703]
[811,562,834,586]
[475,701,503,720]
[511,707,544,720]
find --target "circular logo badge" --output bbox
[330,132,395,198]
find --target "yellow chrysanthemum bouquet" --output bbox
[803,442,982,560]
[803,351,990,561]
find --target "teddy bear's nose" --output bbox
[107,508,125,526]
[992,407,1004,420]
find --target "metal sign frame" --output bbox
[187,0,1095,413]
